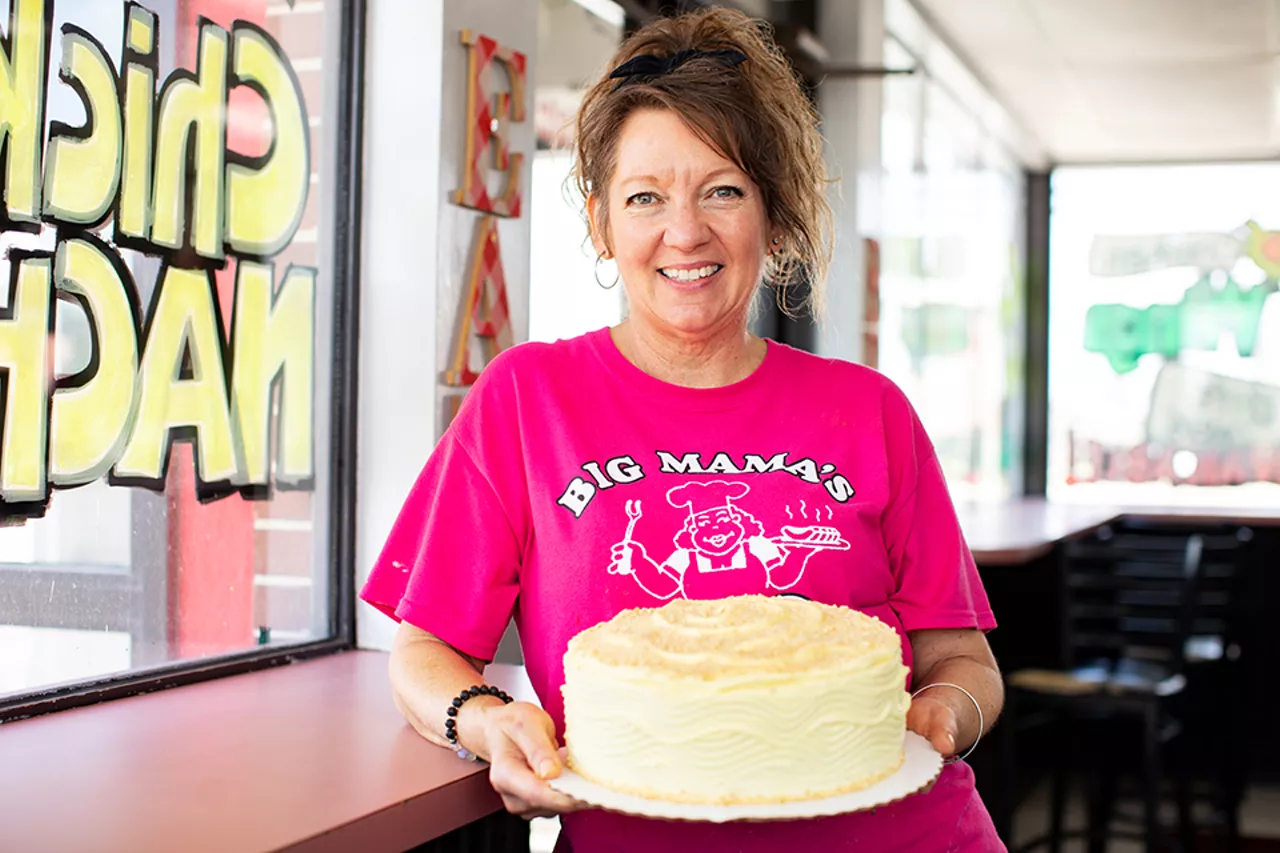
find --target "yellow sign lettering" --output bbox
[0,3,327,519]
[117,2,157,242]
[225,24,309,258]
[230,261,314,487]
[150,23,227,260]
[0,0,49,225]
[43,29,123,226]
[0,253,52,501]
[114,266,236,485]
[49,237,140,486]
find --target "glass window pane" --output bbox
[0,0,346,699]
[1048,164,1280,504]
[877,71,1025,501]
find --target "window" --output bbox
[1048,164,1280,505]
[0,0,361,716]
[875,30,1026,501]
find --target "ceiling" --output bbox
[912,0,1280,165]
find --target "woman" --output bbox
[361,7,1006,851]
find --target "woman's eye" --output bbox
[627,192,657,206]
[711,186,744,200]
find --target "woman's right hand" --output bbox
[476,700,584,819]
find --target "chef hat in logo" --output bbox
[666,480,750,519]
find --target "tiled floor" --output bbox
[528,785,1280,852]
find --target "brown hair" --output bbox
[571,7,833,317]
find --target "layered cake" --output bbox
[561,595,911,804]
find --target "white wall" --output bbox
[528,150,624,343]
[356,0,538,651]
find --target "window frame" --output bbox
[0,0,367,724]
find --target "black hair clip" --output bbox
[608,47,748,91]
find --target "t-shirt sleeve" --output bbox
[879,384,996,634]
[359,359,527,663]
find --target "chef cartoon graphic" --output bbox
[608,480,850,601]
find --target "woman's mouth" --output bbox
[659,264,723,285]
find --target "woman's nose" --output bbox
[662,201,712,251]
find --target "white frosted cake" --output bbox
[561,595,911,805]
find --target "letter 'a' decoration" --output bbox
[445,216,513,386]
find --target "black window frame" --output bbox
[0,0,366,724]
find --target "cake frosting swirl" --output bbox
[561,595,911,804]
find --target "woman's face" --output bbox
[593,108,771,342]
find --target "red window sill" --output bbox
[0,650,531,853]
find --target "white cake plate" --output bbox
[546,731,943,823]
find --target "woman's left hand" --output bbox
[906,694,959,759]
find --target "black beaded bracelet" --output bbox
[445,684,513,760]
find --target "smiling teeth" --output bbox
[661,265,721,282]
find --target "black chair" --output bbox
[999,521,1253,853]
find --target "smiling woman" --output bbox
[361,7,1006,853]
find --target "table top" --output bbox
[0,652,533,853]
[957,497,1280,565]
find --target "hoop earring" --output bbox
[594,254,619,290]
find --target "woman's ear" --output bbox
[768,226,783,255]
[587,193,611,259]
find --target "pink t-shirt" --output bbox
[361,328,1003,853]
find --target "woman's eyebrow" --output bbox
[618,173,665,188]
[700,167,743,183]
[617,167,745,189]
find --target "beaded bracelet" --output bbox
[911,681,984,763]
[445,684,513,761]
